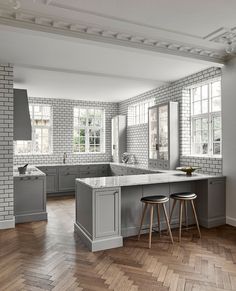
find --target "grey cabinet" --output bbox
[58,166,79,192]
[196,177,226,228]
[112,115,126,163]
[148,102,179,170]
[14,175,47,223]
[79,164,108,178]
[75,183,122,251]
[37,166,58,193]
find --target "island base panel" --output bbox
[74,223,123,251]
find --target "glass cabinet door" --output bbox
[158,105,168,161]
[149,107,158,159]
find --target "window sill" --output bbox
[73,152,106,155]
[14,152,53,156]
[182,155,222,159]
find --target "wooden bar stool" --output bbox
[169,192,201,242]
[138,195,174,248]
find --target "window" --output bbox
[128,99,155,126]
[73,108,105,153]
[190,79,221,156]
[14,105,52,155]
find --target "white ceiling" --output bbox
[1,0,234,101]
[51,0,236,38]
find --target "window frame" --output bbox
[128,98,155,126]
[73,107,105,154]
[189,78,222,158]
[14,104,53,155]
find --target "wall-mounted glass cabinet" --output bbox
[148,102,179,170]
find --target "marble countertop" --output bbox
[34,162,111,167]
[76,171,224,189]
[13,166,45,178]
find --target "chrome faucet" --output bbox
[63,152,67,164]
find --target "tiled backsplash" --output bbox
[14,98,119,165]
[119,67,222,175]
[0,64,14,228]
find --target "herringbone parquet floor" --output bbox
[0,196,236,291]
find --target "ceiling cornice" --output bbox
[0,5,226,64]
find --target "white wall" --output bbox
[222,57,236,226]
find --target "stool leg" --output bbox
[179,201,183,243]
[138,203,148,240]
[149,205,154,248]
[156,204,161,237]
[169,199,177,225]
[184,201,188,228]
[162,203,174,244]
[190,200,201,238]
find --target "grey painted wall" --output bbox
[221,57,236,226]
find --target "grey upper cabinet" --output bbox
[13,89,32,140]
[148,102,179,170]
[112,115,126,163]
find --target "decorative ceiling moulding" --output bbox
[0,6,225,64]
[204,27,236,56]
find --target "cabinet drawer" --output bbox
[38,166,57,174]
[59,166,78,174]
[79,171,98,178]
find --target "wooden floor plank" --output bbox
[0,196,236,291]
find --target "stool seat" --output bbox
[141,195,169,203]
[170,192,197,200]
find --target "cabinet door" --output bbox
[158,104,169,162]
[58,172,77,192]
[94,188,120,238]
[46,173,58,193]
[148,107,158,159]
[14,177,45,215]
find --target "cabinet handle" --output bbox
[210,180,224,185]
[114,191,119,195]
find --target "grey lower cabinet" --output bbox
[14,175,47,223]
[75,184,122,251]
[38,164,110,195]
[38,167,58,193]
[196,177,226,228]
[58,166,79,192]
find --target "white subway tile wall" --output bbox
[119,67,222,175]
[0,64,14,226]
[14,67,222,175]
[14,98,119,165]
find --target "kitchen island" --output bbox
[75,168,226,251]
